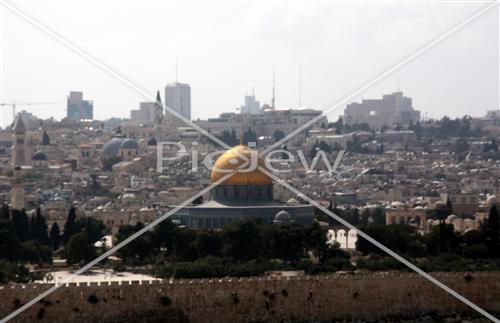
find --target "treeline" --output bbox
[115,220,352,279]
[356,205,500,272]
[0,205,105,283]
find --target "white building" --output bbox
[130,102,158,124]
[241,92,260,115]
[165,82,191,120]
[344,91,420,130]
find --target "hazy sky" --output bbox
[0,0,498,127]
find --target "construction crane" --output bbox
[0,101,58,121]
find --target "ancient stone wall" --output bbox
[1,272,499,322]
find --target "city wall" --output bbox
[1,272,499,322]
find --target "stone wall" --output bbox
[1,272,499,322]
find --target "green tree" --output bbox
[11,209,30,242]
[49,222,61,250]
[62,206,77,244]
[0,228,23,261]
[33,208,49,245]
[267,224,305,264]
[195,230,223,258]
[223,220,262,261]
[272,130,285,142]
[42,131,50,145]
[484,205,499,257]
[66,232,96,265]
[171,227,197,261]
[305,222,328,262]
[115,223,156,265]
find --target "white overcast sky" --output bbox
[0,0,498,127]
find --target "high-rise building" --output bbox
[241,91,261,115]
[165,82,191,120]
[67,91,94,120]
[344,91,420,130]
[130,92,163,125]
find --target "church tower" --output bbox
[10,165,25,211]
[11,116,27,165]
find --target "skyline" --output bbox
[0,0,498,126]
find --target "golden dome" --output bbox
[210,145,272,185]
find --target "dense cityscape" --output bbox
[0,80,499,322]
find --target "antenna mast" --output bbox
[271,71,275,109]
[298,64,302,107]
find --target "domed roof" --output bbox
[210,145,272,186]
[147,137,157,146]
[102,137,125,156]
[120,138,139,150]
[274,210,292,224]
[102,137,139,156]
[32,151,47,161]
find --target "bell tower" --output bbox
[10,165,25,211]
[11,116,27,166]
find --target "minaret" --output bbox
[11,115,27,166]
[10,165,25,211]
[154,90,163,140]
[155,90,163,124]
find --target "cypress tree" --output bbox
[485,205,500,257]
[11,209,30,242]
[50,222,61,250]
[34,208,49,245]
[62,206,78,244]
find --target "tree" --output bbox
[306,222,328,262]
[267,224,305,264]
[22,240,52,265]
[223,220,262,261]
[115,223,156,265]
[171,227,197,261]
[0,228,23,261]
[484,205,499,257]
[11,209,30,242]
[242,128,258,145]
[66,232,96,265]
[195,230,223,258]
[42,131,50,145]
[50,223,61,250]
[272,130,285,142]
[0,203,9,219]
[80,217,105,244]
[62,207,78,244]
[33,208,49,245]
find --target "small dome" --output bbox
[102,137,125,157]
[32,151,47,161]
[147,137,157,146]
[120,138,139,150]
[273,210,292,224]
[286,198,299,206]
